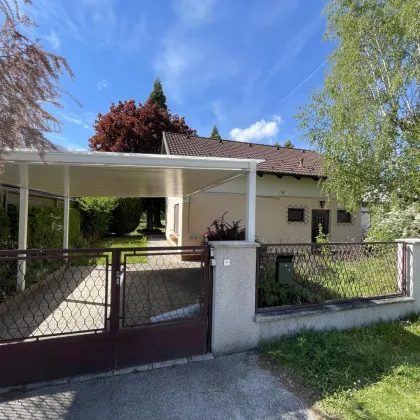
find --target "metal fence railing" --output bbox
[256,242,406,313]
[0,248,110,342]
[0,246,209,343]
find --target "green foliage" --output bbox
[210,125,221,139]
[78,197,118,244]
[258,244,398,308]
[297,0,420,212]
[148,77,167,110]
[261,315,420,419]
[283,139,294,148]
[27,207,80,248]
[0,205,10,247]
[367,204,420,242]
[111,198,142,236]
[1,205,80,249]
[204,211,245,241]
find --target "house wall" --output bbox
[166,197,183,245]
[168,174,361,245]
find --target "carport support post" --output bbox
[17,164,29,292]
[246,161,257,241]
[63,167,70,249]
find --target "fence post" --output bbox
[398,239,420,309]
[110,249,121,368]
[208,241,260,355]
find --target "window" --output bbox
[288,208,304,222]
[337,210,351,224]
[174,204,179,235]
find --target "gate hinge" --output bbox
[116,271,121,286]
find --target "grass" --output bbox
[97,235,148,264]
[261,315,420,419]
[72,235,148,265]
[259,251,399,308]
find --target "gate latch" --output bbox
[116,271,121,286]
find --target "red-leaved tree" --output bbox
[89,99,195,154]
[89,99,195,229]
[0,0,78,165]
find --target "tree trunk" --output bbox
[153,203,163,228]
[146,208,154,231]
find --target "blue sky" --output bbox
[26,0,333,151]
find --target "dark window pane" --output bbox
[288,208,304,222]
[337,210,351,223]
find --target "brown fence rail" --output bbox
[0,245,211,387]
[0,246,209,343]
[256,242,406,313]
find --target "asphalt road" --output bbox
[0,352,314,420]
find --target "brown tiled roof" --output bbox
[164,132,323,177]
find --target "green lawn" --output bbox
[97,235,148,264]
[72,235,148,265]
[261,315,420,419]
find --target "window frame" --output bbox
[287,207,305,223]
[337,209,352,224]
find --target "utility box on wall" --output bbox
[275,254,294,284]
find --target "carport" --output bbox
[0,150,260,291]
[0,149,261,387]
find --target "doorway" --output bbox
[311,210,330,242]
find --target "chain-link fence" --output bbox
[257,242,406,312]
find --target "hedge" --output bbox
[110,198,142,236]
[2,205,81,249]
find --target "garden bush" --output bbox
[78,197,118,244]
[367,204,420,242]
[2,205,81,249]
[110,198,142,236]
[204,211,245,242]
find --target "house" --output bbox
[162,132,361,245]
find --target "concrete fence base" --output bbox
[209,239,420,356]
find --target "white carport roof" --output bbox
[0,149,261,289]
[0,150,262,197]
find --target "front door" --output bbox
[311,210,330,242]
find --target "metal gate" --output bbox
[0,245,211,387]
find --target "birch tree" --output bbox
[298,0,420,212]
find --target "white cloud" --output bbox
[266,17,321,81]
[156,34,238,103]
[211,101,226,122]
[155,0,235,103]
[44,29,60,50]
[47,134,87,151]
[59,112,94,130]
[29,0,147,55]
[173,0,217,26]
[96,80,108,90]
[230,115,282,143]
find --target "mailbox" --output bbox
[275,254,294,285]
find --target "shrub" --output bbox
[0,205,80,249]
[111,198,142,236]
[0,205,10,248]
[78,197,118,244]
[367,204,420,242]
[204,211,245,242]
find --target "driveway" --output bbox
[0,353,314,420]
